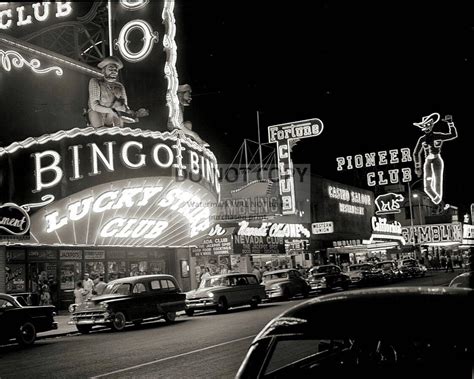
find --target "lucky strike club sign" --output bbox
[0,128,220,246]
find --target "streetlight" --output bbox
[406,179,423,260]
[413,193,423,224]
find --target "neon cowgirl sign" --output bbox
[413,113,458,205]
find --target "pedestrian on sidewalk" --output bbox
[74,281,86,305]
[446,256,454,273]
[93,276,107,296]
[83,273,94,300]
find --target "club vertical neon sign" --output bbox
[268,118,324,215]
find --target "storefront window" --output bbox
[60,261,81,290]
[150,260,166,274]
[5,264,25,293]
[180,260,190,278]
[85,261,105,279]
[129,261,148,276]
[107,261,126,281]
[28,262,58,305]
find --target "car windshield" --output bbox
[263,272,288,281]
[401,260,416,266]
[349,264,372,271]
[311,266,332,274]
[199,277,228,289]
[376,263,393,269]
[103,283,131,295]
[262,336,473,377]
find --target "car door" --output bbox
[158,278,185,314]
[130,281,149,320]
[0,299,18,341]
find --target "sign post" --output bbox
[267,118,324,215]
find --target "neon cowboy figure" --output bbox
[413,113,458,204]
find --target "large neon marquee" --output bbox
[0,2,72,30]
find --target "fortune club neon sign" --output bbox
[0,2,72,30]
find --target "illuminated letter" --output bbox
[346,156,353,169]
[377,171,388,185]
[33,2,51,22]
[89,142,114,175]
[388,169,399,183]
[158,189,178,208]
[400,148,412,162]
[152,143,174,168]
[367,172,376,186]
[120,0,149,10]
[93,191,119,213]
[116,20,158,62]
[131,220,156,238]
[336,157,345,171]
[389,149,399,164]
[279,145,289,159]
[100,218,125,238]
[143,221,169,238]
[121,141,146,169]
[45,211,68,233]
[0,9,12,30]
[69,145,83,180]
[112,188,144,209]
[56,2,72,18]
[68,197,93,221]
[115,219,138,238]
[33,151,63,192]
[189,151,200,174]
[378,151,388,165]
[401,167,412,183]
[365,153,376,167]
[136,187,163,206]
[354,155,363,168]
[16,6,32,26]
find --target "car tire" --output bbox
[110,312,127,332]
[164,312,176,323]
[250,296,260,309]
[216,297,228,313]
[17,321,36,346]
[76,325,92,334]
[185,309,195,317]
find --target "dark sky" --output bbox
[175,1,474,215]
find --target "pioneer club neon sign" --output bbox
[268,118,324,214]
[0,2,72,30]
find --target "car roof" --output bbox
[208,273,257,278]
[262,269,295,275]
[108,274,176,284]
[253,287,474,341]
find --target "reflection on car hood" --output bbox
[263,278,288,288]
[308,273,327,280]
[91,293,129,303]
[186,286,227,298]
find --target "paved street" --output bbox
[0,270,463,379]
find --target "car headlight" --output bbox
[207,292,214,298]
[99,302,109,310]
[270,284,281,290]
[68,304,77,313]
[321,277,326,282]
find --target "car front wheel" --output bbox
[110,312,127,332]
[164,312,176,323]
[185,309,195,317]
[17,321,36,346]
[250,296,260,309]
[76,325,92,334]
[216,297,228,313]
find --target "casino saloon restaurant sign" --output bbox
[0,128,220,247]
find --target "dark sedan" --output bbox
[262,269,311,300]
[69,274,185,333]
[307,264,351,292]
[0,293,57,346]
[236,287,474,378]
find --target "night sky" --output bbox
[175,1,474,215]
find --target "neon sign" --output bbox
[413,113,458,204]
[327,184,370,216]
[402,223,462,245]
[336,148,413,187]
[0,2,72,30]
[120,0,149,10]
[365,216,404,245]
[268,118,324,214]
[237,221,311,239]
[375,193,404,215]
[0,49,63,76]
[115,19,159,63]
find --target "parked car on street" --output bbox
[398,258,427,278]
[68,274,185,334]
[236,287,474,379]
[262,269,311,300]
[0,293,57,346]
[185,273,265,315]
[346,263,384,286]
[448,271,474,289]
[307,264,351,292]
[373,260,402,281]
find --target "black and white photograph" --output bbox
[1,1,474,378]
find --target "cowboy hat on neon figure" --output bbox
[412,112,458,205]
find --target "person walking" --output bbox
[446,256,454,273]
[93,276,107,296]
[74,281,86,305]
[252,265,262,282]
[83,273,94,300]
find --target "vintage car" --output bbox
[0,293,57,346]
[306,264,351,292]
[236,287,474,378]
[346,263,384,285]
[68,274,185,333]
[262,269,311,300]
[398,258,427,278]
[185,273,266,315]
[373,260,403,281]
